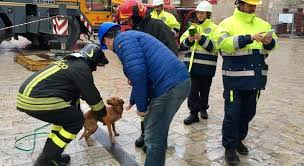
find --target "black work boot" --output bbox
[135,121,145,147]
[35,138,70,166]
[200,110,208,119]
[142,144,147,153]
[183,114,199,125]
[135,133,145,147]
[237,141,249,155]
[59,154,71,164]
[35,154,70,166]
[225,149,240,166]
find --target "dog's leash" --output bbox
[15,123,51,152]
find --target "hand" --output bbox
[193,33,202,41]
[136,110,148,117]
[261,35,272,45]
[187,36,195,42]
[127,79,132,85]
[125,103,134,110]
[251,33,264,42]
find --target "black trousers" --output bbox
[187,75,213,114]
[24,106,84,158]
[222,89,260,149]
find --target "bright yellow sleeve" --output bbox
[214,25,236,54]
[166,13,180,30]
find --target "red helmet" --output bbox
[118,0,147,20]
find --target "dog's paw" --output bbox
[87,141,93,146]
[85,137,94,146]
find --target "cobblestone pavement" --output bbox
[0,37,303,166]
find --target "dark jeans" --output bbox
[144,78,191,166]
[222,89,260,149]
[187,75,213,114]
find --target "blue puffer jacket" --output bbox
[113,30,189,112]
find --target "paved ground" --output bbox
[0,37,303,166]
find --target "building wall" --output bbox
[211,1,235,24]
[266,0,304,25]
[144,0,304,26]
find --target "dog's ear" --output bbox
[107,98,116,106]
[119,99,124,105]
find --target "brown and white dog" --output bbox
[80,97,124,145]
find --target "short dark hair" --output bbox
[207,12,212,19]
[235,0,245,6]
[237,1,245,10]
[104,26,120,39]
[195,12,212,23]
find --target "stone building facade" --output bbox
[142,0,304,26]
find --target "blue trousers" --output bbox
[187,75,213,114]
[144,78,191,166]
[222,89,260,149]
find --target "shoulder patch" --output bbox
[204,28,212,34]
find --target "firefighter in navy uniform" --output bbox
[16,44,109,166]
[180,1,218,125]
[215,0,278,165]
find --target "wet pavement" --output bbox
[0,37,303,166]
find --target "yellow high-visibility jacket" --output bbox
[180,19,218,77]
[214,8,278,90]
[150,9,180,31]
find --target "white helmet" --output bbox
[195,1,212,12]
[152,0,164,6]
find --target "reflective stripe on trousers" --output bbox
[222,70,268,77]
[229,90,260,103]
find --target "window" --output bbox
[86,0,111,11]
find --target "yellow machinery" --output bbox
[0,0,124,49]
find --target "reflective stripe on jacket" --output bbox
[17,59,105,112]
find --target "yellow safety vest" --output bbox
[150,9,180,30]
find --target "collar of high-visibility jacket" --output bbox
[200,19,211,26]
[152,9,165,16]
[233,8,256,24]
[188,19,211,30]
